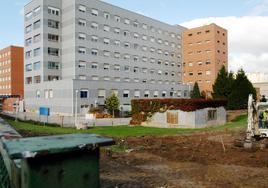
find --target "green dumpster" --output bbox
[2,134,114,188]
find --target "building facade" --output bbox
[24,0,190,115]
[182,24,228,96]
[0,46,24,112]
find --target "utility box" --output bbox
[2,134,114,188]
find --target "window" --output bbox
[103,64,110,70]
[48,34,59,42]
[100,52,109,59]
[33,20,41,29]
[189,72,193,76]
[103,25,110,32]
[78,19,86,27]
[79,75,86,80]
[98,89,106,98]
[25,51,32,59]
[45,90,49,99]
[205,30,210,33]
[133,21,138,27]
[26,64,32,72]
[124,78,130,82]
[25,12,33,21]
[48,47,59,56]
[78,61,86,69]
[153,91,159,98]
[142,24,147,29]
[162,91,167,97]
[123,90,130,98]
[206,60,211,65]
[103,38,110,45]
[80,89,88,98]
[92,76,99,81]
[36,90,41,98]
[198,72,202,76]
[206,70,211,75]
[26,77,32,84]
[48,61,60,70]
[114,40,120,46]
[124,43,130,48]
[25,25,32,33]
[115,16,120,22]
[48,76,60,81]
[78,33,86,40]
[134,90,140,98]
[134,33,139,39]
[33,7,40,16]
[124,66,130,72]
[123,30,129,37]
[34,34,41,43]
[114,65,120,71]
[114,77,120,82]
[48,19,59,29]
[34,76,41,83]
[48,6,60,16]
[208,110,217,121]
[78,47,86,54]
[114,28,120,34]
[124,19,130,24]
[104,13,110,19]
[78,5,86,13]
[25,38,32,46]
[49,89,53,98]
[142,35,147,40]
[33,61,41,70]
[133,67,139,73]
[91,49,98,56]
[91,63,98,69]
[144,90,150,98]
[114,52,120,58]
[91,9,98,16]
[91,35,98,42]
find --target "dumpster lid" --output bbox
[2,134,115,159]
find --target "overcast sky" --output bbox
[1,0,268,73]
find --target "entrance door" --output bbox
[167,111,178,124]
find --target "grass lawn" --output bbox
[3,115,247,138]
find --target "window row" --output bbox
[0,60,11,66]
[25,6,41,21]
[187,50,226,55]
[0,52,10,59]
[78,34,180,58]
[78,48,181,67]
[183,60,211,67]
[25,20,41,33]
[78,61,180,75]
[77,20,181,49]
[0,68,11,74]
[0,77,11,82]
[77,5,181,39]
[187,71,211,76]
[81,75,181,84]
[0,85,11,90]
[188,29,226,37]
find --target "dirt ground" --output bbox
[100,130,268,188]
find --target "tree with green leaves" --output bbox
[212,66,234,99]
[191,82,202,99]
[105,93,120,118]
[227,69,256,109]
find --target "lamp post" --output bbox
[75,90,79,127]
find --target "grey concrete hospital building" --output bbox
[24,0,190,115]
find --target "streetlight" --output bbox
[75,89,79,127]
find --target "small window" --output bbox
[48,33,59,42]
[124,18,130,24]
[91,22,98,29]
[48,20,59,29]
[104,13,110,19]
[78,47,86,54]
[78,5,86,13]
[103,38,110,45]
[78,33,86,40]
[115,16,120,22]
[48,6,60,16]
[78,61,86,68]
[98,89,106,98]
[123,90,130,98]
[91,49,98,56]
[91,9,98,16]
[103,25,110,32]
[80,89,88,98]
[208,110,217,121]
[48,48,59,56]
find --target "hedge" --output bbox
[130,98,227,125]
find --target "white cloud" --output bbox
[249,0,268,15]
[181,16,268,73]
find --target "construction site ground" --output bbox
[101,112,268,188]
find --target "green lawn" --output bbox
[3,115,247,138]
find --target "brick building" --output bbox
[182,24,228,97]
[0,46,24,112]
